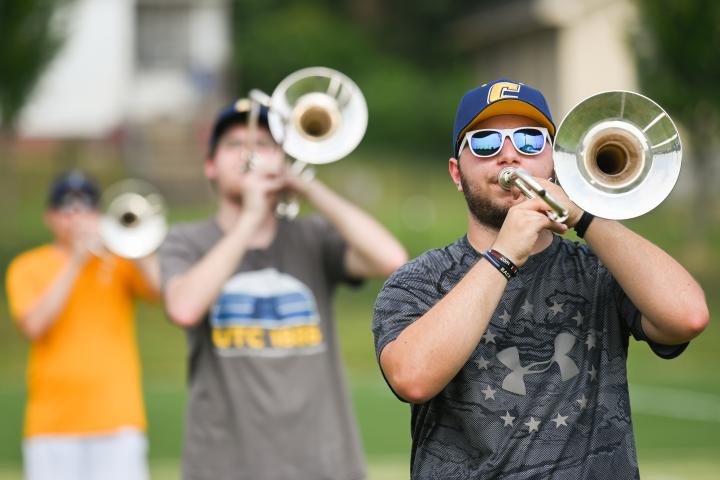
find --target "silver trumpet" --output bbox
[247,66,368,218]
[497,90,682,222]
[99,179,167,259]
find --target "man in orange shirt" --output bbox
[6,171,160,480]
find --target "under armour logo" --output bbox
[496,332,579,395]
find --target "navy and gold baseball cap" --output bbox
[452,78,555,158]
[208,98,270,155]
[47,170,100,209]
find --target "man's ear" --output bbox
[448,157,463,192]
[549,169,557,184]
[204,157,217,180]
[43,211,53,229]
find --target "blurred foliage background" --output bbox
[1,0,719,478]
[229,0,481,156]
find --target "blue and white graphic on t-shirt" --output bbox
[210,268,325,357]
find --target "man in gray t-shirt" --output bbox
[373,78,708,479]
[160,98,407,480]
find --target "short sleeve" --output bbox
[306,215,362,287]
[6,255,46,322]
[372,258,442,362]
[159,226,201,291]
[116,258,159,302]
[602,262,688,359]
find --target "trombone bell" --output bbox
[267,66,368,165]
[99,180,167,259]
[293,92,341,141]
[553,91,681,220]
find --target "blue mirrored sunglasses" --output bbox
[459,127,551,158]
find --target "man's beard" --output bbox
[459,167,508,230]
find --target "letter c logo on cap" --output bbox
[488,82,522,103]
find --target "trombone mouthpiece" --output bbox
[498,167,517,191]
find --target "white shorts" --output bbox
[23,428,148,480]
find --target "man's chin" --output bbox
[460,173,511,229]
[465,197,508,230]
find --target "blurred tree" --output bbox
[0,0,71,264]
[0,0,69,135]
[632,0,720,223]
[345,0,489,70]
[229,0,493,158]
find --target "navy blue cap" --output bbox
[452,78,555,158]
[47,170,100,209]
[209,98,270,154]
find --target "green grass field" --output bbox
[1,152,719,479]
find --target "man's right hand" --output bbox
[69,213,103,262]
[492,196,567,267]
[238,160,287,225]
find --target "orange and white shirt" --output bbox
[6,245,157,438]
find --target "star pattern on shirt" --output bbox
[588,365,598,382]
[549,301,564,316]
[481,385,497,400]
[525,417,540,432]
[520,299,534,316]
[482,330,497,344]
[572,311,584,327]
[551,413,569,428]
[585,332,597,350]
[500,411,515,427]
[499,310,512,325]
[576,395,588,409]
[474,356,490,370]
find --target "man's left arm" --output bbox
[583,217,708,344]
[291,177,408,279]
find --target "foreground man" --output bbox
[373,79,708,479]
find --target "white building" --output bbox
[455,0,638,121]
[19,0,230,140]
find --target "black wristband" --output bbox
[574,211,595,238]
[481,251,516,280]
[487,249,519,276]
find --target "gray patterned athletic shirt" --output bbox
[373,234,686,479]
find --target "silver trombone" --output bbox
[498,167,568,223]
[99,179,167,259]
[246,67,368,218]
[497,90,682,222]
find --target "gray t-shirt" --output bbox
[160,215,366,480]
[373,235,686,480]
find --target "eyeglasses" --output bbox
[459,127,551,158]
[219,138,278,151]
[53,193,98,212]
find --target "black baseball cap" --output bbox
[47,170,100,209]
[208,98,270,155]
